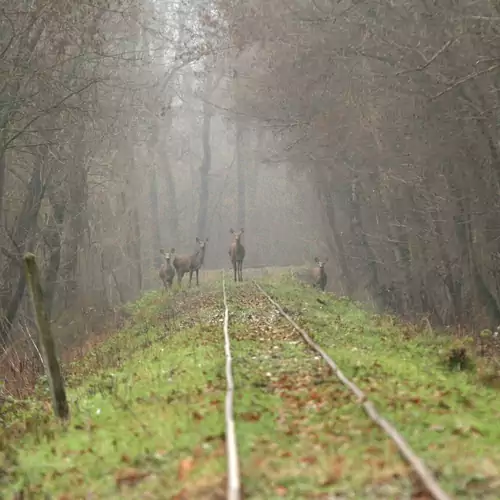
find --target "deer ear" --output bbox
[205,238,209,242]
[160,248,165,255]
[171,247,175,253]
[240,228,244,233]
[314,257,319,263]
[230,228,234,233]
[196,237,200,243]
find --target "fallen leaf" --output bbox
[375,463,409,483]
[275,486,287,496]
[310,391,322,401]
[240,412,261,422]
[322,456,344,485]
[301,456,317,465]
[121,454,131,463]
[452,424,483,436]
[115,467,150,488]
[252,457,265,467]
[172,488,188,500]
[178,457,194,481]
[193,445,204,458]
[192,411,204,421]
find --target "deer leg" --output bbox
[177,271,183,286]
[188,269,193,287]
[239,261,243,282]
[196,269,199,286]
[233,261,237,282]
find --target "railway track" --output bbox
[220,270,452,500]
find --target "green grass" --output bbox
[226,283,415,499]
[1,284,228,499]
[256,275,500,499]
[2,271,500,499]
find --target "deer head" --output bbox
[230,228,244,243]
[160,248,173,262]
[314,256,328,269]
[195,237,209,250]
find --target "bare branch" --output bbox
[431,64,500,100]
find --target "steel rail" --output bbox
[254,281,452,500]
[222,272,241,500]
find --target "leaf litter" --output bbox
[227,283,421,499]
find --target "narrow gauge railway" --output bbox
[220,271,452,500]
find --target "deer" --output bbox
[229,228,245,282]
[159,248,175,290]
[312,257,328,291]
[172,237,209,287]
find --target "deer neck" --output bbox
[191,247,205,267]
[198,246,206,265]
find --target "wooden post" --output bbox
[24,253,69,420]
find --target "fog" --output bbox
[0,0,324,350]
[2,0,500,352]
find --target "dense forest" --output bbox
[3,0,500,358]
[0,0,320,352]
[218,0,500,328]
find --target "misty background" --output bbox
[2,0,500,355]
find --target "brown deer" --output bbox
[312,257,328,291]
[159,248,175,290]
[229,228,245,282]
[172,237,209,287]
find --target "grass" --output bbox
[1,270,500,498]
[1,284,229,499]
[257,275,500,498]
[226,283,417,499]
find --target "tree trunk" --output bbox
[61,132,88,308]
[132,206,142,293]
[149,166,162,268]
[164,157,179,243]
[0,159,46,344]
[197,98,212,238]
[314,169,353,295]
[43,200,65,319]
[350,176,383,306]
[236,123,246,229]
[0,143,6,223]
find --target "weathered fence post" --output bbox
[24,253,69,420]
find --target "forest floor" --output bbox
[2,270,500,499]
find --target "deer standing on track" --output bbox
[159,248,175,290]
[229,228,245,282]
[312,257,328,291]
[172,237,209,287]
